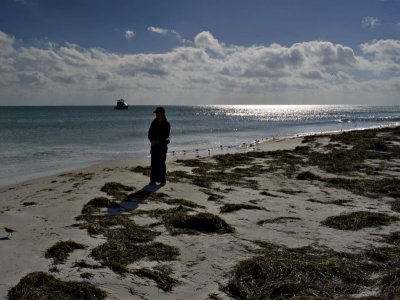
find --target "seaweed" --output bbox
[224,242,370,300]
[296,171,321,181]
[133,267,180,292]
[159,210,235,235]
[321,211,398,230]
[219,203,263,213]
[100,182,134,200]
[257,217,301,225]
[390,201,400,213]
[130,165,151,176]
[45,240,86,264]
[8,271,106,300]
[81,197,122,215]
[90,241,179,275]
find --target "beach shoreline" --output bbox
[1,126,400,299]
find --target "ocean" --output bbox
[1,105,399,187]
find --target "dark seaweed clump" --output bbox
[163,210,235,235]
[133,267,180,292]
[45,240,86,264]
[100,182,134,200]
[8,271,106,300]
[220,203,262,213]
[91,241,179,274]
[224,242,370,300]
[321,211,398,230]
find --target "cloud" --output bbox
[147,26,187,43]
[362,16,381,29]
[0,30,399,105]
[194,31,224,55]
[147,26,169,35]
[0,31,15,55]
[125,30,135,40]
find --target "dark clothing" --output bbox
[148,118,170,145]
[150,144,167,183]
[148,118,170,183]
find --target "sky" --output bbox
[0,0,399,105]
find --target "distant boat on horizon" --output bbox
[114,99,129,110]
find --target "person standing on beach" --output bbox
[148,106,170,186]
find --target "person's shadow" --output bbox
[107,184,161,216]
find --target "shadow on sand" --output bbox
[107,184,161,215]
[0,236,10,241]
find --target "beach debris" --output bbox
[296,171,321,181]
[100,182,135,200]
[132,267,180,292]
[91,241,179,275]
[224,242,372,300]
[8,272,106,300]
[45,240,87,265]
[257,216,301,225]
[321,211,399,230]
[219,203,263,214]
[130,165,151,176]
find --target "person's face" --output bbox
[156,111,164,119]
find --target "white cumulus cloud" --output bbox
[125,30,135,40]
[194,31,224,55]
[0,30,399,105]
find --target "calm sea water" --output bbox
[1,105,399,187]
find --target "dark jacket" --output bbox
[148,118,170,145]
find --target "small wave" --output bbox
[336,116,400,123]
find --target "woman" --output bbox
[148,106,170,186]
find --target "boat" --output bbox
[114,99,129,110]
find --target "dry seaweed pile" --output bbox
[168,127,400,198]
[76,204,179,275]
[135,205,235,235]
[219,203,263,213]
[225,234,400,300]
[132,267,180,292]
[321,211,399,230]
[8,272,106,300]
[45,240,86,264]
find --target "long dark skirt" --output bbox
[150,144,167,183]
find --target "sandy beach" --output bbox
[1,126,400,299]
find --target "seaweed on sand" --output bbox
[390,201,400,213]
[90,241,179,275]
[378,268,400,299]
[81,197,122,215]
[382,231,400,246]
[136,206,235,235]
[324,177,400,199]
[130,165,151,176]
[162,211,235,235]
[296,171,321,181]
[100,182,134,200]
[45,240,86,264]
[219,203,263,214]
[161,198,205,208]
[133,267,180,292]
[257,217,301,225]
[224,242,370,300]
[321,211,398,230]
[8,271,106,300]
